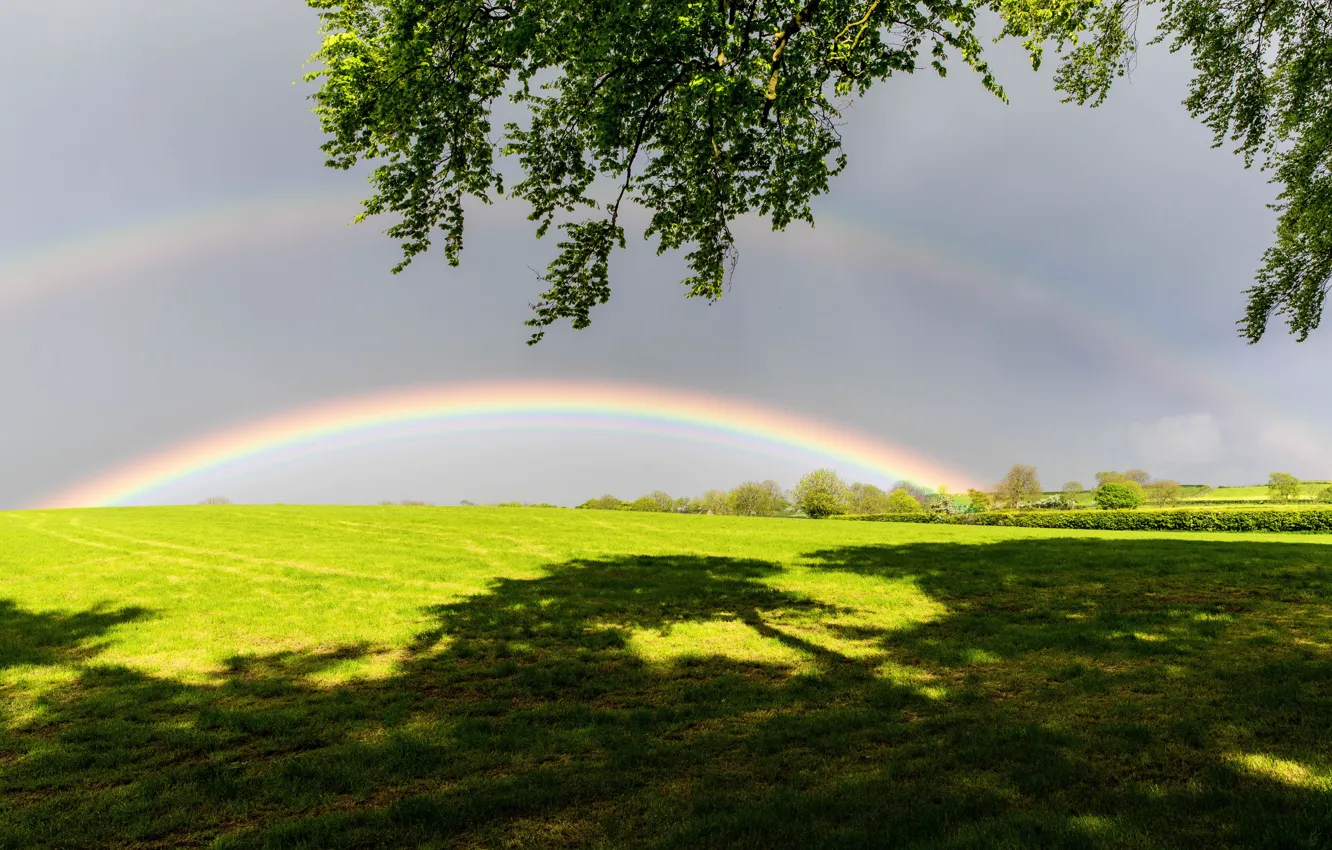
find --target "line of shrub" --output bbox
[834,507,1332,532]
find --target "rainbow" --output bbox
[0,191,1290,431]
[0,193,361,310]
[9,190,1329,466]
[38,381,980,508]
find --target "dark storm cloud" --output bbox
[1,0,1328,509]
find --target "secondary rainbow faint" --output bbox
[38,381,982,508]
[0,190,1274,429]
[0,193,361,310]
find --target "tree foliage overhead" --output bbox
[307,0,1332,342]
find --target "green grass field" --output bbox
[2,506,1330,848]
[1185,484,1332,503]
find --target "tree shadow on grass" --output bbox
[0,540,1329,848]
[0,599,151,670]
[802,538,1332,846]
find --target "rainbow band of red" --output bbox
[40,382,980,508]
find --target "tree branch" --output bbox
[763,0,822,120]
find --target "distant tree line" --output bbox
[209,469,1332,515]
[1266,473,1332,504]
[575,465,1332,520]
[578,470,960,519]
[988,467,1332,512]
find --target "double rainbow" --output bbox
[40,381,979,508]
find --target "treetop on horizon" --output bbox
[306,0,1332,343]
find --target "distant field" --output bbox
[1049,482,1332,508]
[1187,484,1332,502]
[2,506,1331,848]
[1185,501,1329,511]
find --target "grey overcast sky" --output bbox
[1,0,1329,509]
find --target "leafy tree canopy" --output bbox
[886,487,926,513]
[628,495,665,511]
[1268,471,1302,502]
[726,480,790,515]
[306,0,1332,342]
[996,464,1041,509]
[847,482,893,514]
[579,494,626,510]
[696,488,731,515]
[966,488,993,512]
[1145,479,1182,506]
[644,490,677,511]
[793,468,849,518]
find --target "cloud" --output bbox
[1129,414,1223,465]
[1259,421,1328,470]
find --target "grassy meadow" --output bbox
[1,506,1330,848]
[1184,484,1332,503]
[1046,481,1332,509]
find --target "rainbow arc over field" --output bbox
[41,382,979,508]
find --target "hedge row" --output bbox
[835,508,1332,532]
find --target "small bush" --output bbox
[199,497,232,505]
[835,507,1332,532]
[1095,482,1142,510]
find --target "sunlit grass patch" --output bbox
[1230,752,1332,790]
[873,659,949,699]
[960,648,1000,664]
[299,648,411,686]
[1066,814,1120,837]
[624,619,812,672]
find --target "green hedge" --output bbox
[835,508,1332,532]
